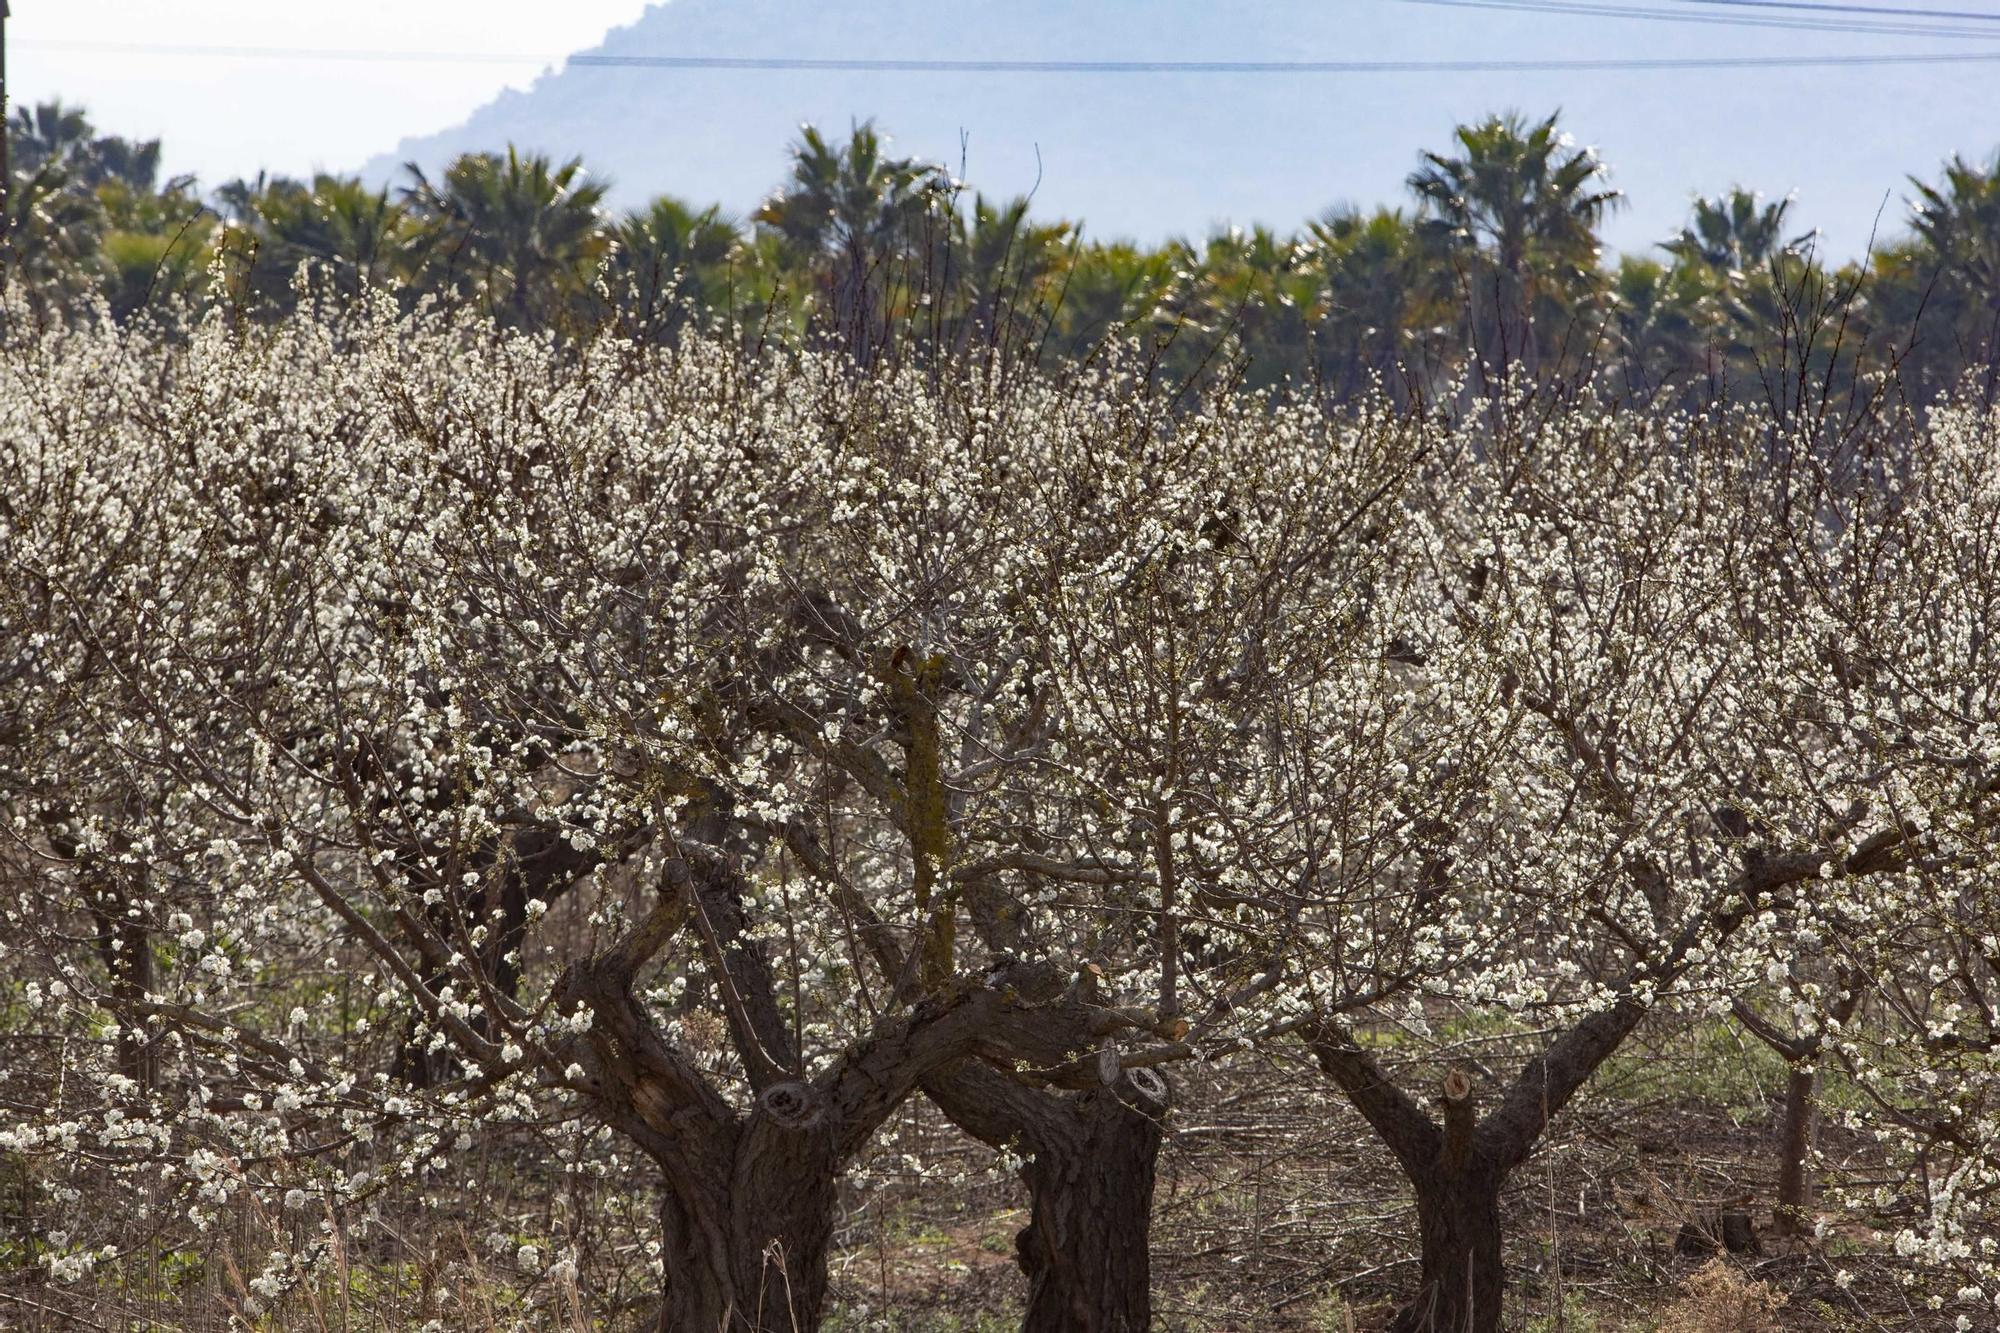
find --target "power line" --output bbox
[22,38,2000,72]
[23,41,548,65]
[1402,0,2000,39]
[567,50,2000,68]
[1674,0,2000,21]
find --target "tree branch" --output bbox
[1308,1022,1442,1177]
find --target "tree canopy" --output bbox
[8,102,2000,405]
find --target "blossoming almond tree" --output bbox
[0,303,1184,1329]
[6,289,2000,1331]
[1760,396,2000,1322]
[906,385,1439,1328]
[1257,400,1962,1333]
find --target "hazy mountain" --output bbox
[359,0,2000,256]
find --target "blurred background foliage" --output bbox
[8,98,2000,404]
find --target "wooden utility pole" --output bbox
[1,0,12,284]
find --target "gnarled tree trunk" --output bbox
[1016,1084,1163,1332]
[1396,1158,1506,1333]
[655,1111,842,1332]
[1307,853,1847,1332]
[927,1061,1167,1331]
[1313,1000,1655,1333]
[557,845,1142,1333]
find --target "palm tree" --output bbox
[1179,224,1315,390]
[223,173,408,307]
[403,148,609,329]
[1664,188,1812,272]
[755,121,947,260]
[9,101,95,175]
[5,99,215,317]
[6,158,105,298]
[1910,153,2000,281]
[1909,152,2000,320]
[944,192,1074,350]
[1407,110,1621,373]
[1300,207,1438,400]
[1863,239,1979,401]
[10,100,163,191]
[1718,249,1870,420]
[1046,240,1179,364]
[80,136,164,193]
[754,122,949,354]
[1862,152,2000,397]
[1608,255,1725,402]
[601,197,743,338]
[213,171,276,226]
[91,172,215,321]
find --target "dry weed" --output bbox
[1653,1260,1787,1333]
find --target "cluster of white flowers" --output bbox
[2,296,1997,1321]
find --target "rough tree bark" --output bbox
[1774,1064,1818,1233]
[1395,1070,1504,1333]
[649,1088,844,1332]
[1316,994,1704,1333]
[1402,1165,1505,1333]
[1309,847,1886,1331]
[927,1059,1167,1332]
[1015,1081,1165,1333]
[552,844,1145,1333]
[1314,1043,1515,1333]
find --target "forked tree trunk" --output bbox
[927,1062,1166,1332]
[563,931,1118,1331]
[1309,846,1891,1332]
[657,1127,840,1332]
[1313,999,1664,1333]
[547,808,1167,1333]
[1017,1084,1162,1332]
[1395,1161,1506,1333]
[1734,977,1861,1235]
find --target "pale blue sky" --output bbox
[14,1,2000,257]
[14,2,653,182]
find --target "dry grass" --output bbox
[0,1029,1980,1331]
[1653,1263,1788,1333]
